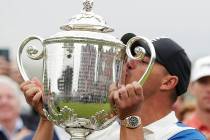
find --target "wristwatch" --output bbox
[120,116,141,129]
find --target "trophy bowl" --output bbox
[17,0,156,139]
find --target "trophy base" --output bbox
[65,127,91,140]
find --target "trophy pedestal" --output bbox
[65,127,91,140]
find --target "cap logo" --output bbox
[151,37,160,42]
[152,36,169,43]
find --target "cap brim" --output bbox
[191,70,210,82]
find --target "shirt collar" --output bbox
[15,117,24,132]
[143,111,178,134]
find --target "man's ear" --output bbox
[160,75,178,91]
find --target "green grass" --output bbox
[60,102,111,118]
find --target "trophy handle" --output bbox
[17,36,44,81]
[126,36,156,86]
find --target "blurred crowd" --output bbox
[173,56,210,139]
[0,56,40,140]
[0,52,210,139]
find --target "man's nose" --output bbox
[126,59,138,70]
[0,97,8,104]
[206,83,210,94]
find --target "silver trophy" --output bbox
[17,0,156,139]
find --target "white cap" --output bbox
[191,56,210,82]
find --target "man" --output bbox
[0,75,31,140]
[184,56,210,139]
[0,56,10,76]
[20,34,206,140]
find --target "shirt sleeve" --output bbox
[168,129,207,140]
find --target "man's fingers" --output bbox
[32,91,43,106]
[25,86,40,102]
[118,85,128,100]
[113,91,121,107]
[22,84,37,93]
[108,81,144,119]
[25,86,40,94]
[109,90,121,105]
[109,83,118,93]
[109,91,116,107]
[20,81,32,90]
[31,91,46,118]
[126,84,136,98]
[32,77,43,89]
[132,81,143,97]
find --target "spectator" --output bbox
[0,56,10,76]
[0,76,31,140]
[184,56,210,139]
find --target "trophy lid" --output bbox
[60,0,114,33]
[46,0,123,45]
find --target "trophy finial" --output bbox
[83,0,94,12]
[60,0,114,32]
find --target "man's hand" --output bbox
[20,77,47,120]
[109,81,144,119]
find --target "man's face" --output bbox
[191,76,210,112]
[0,85,20,121]
[124,57,168,99]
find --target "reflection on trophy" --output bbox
[17,0,156,139]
